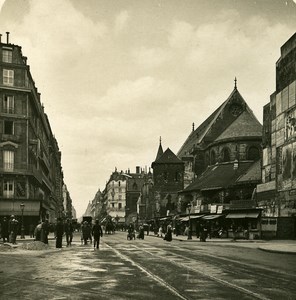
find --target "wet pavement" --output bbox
[0,232,295,299]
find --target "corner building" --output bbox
[0,34,64,229]
[258,33,296,239]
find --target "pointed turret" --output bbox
[155,136,163,161]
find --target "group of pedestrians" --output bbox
[0,215,19,244]
[81,219,103,249]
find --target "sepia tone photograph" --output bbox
[0,0,296,299]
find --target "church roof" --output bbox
[177,86,259,157]
[214,110,262,142]
[153,148,183,165]
[236,160,261,183]
[182,161,254,192]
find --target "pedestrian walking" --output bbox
[55,218,64,248]
[8,215,18,244]
[164,224,173,242]
[81,221,91,245]
[34,221,42,241]
[1,217,9,243]
[29,223,35,238]
[92,219,103,249]
[137,224,145,240]
[157,225,163,238]
[64,219,74,246]
[40,219,49,244]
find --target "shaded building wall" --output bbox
[258,33,296,239]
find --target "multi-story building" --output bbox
[62,184,73,219]
[257,32,296,239]
[105,169,127,221]
[0,33,65,230]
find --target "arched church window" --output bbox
[222,147,231,162]
[247,146,260,161]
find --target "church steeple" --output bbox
[155,136,164,161]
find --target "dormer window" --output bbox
[2,49,12,63]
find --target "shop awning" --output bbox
[226,211,260,219]
[180,215,204,221]
[0,200,40,216]
[202,215,223,220]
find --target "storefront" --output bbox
[225,209,262,239]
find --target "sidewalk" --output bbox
[149,232,296,255]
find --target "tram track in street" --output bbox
[105,240,269,300]
[105,234,296,300]
[168,243,296,281]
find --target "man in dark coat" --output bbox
[92,219,103,249]
[55,218,64,248]
[41,219,49,244]
[1,217,9,243]
[8,215,18,244]
[64,219,74,246]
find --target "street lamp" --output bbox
[20,202,25,239]
[187,202,192,240]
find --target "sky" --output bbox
[0,0,296,218]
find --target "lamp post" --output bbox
[187,202,192,240]
[20,202,25,239]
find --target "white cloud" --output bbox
[0,0,5,12]
[132,46,171,68]
[97,76,182,118]
[115,10,129,32]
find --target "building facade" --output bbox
[257,33,296,239]
[150,143,185,219]
[178,84,262,214]
[0,33,65,230]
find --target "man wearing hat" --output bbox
[8,215,18,244]
[92,219,103,250]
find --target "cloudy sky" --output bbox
[0,0,295,217]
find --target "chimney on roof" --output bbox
[136,166,140,174]
[6,32,10,44]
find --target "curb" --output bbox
[258,247,296,255]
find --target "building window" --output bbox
[3,69,14,86]
[247,146,260,161]
[3,95,14,114]
[119,203,122,209]
[119,187,122,193]
[118,181,121,187]
[222,148,231,162]
[2,50,12,63]
[111,203,115,208]
[3,150,14,171]
[4,120,14,135]
[175,172,179,181]
[4,180,14,198]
